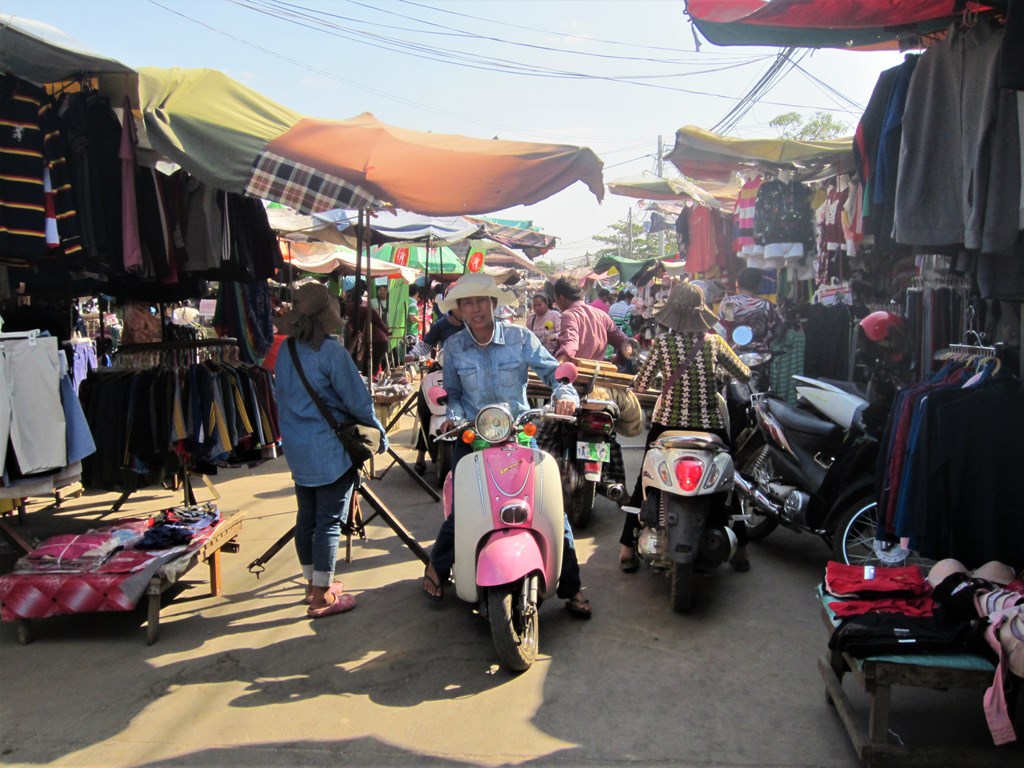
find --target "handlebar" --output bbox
[434,406,577,441]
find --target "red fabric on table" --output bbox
[825,560,930,598]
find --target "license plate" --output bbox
[576,442,610,462]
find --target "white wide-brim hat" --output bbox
[438,273,517,314]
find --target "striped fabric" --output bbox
[246,150,381,214]
[633,332,750,429]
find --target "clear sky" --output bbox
[4,0,904,265]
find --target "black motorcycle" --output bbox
[730,357,905,565]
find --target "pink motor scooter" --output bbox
[429,363,577,672]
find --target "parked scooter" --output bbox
[634,422,738,614]
[428,363,578,672]
[731,341,904,565]
[417,356,452,487]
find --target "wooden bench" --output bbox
[817,594,1019,767]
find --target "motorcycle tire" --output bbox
[832,494,880,565]
[734,444,779,542]
[670,561,695,614]
[568,479,596,530]
[435,442,452,489]
[487,584,538,673]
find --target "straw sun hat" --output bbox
[275,282,345,350]
[437,273,517,314]
[653,281,718,334]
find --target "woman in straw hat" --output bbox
[275,282,388,618]
[619,281,753,574]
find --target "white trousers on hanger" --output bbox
[1,337,66,476]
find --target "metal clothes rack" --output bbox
[106,338,240,512]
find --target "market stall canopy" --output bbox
[137,67,604,217]
[280,241,416,282]
[608,171,740,211]
[464,216,558,255]
[313,210,482,245]
[0,14,136,83]
[665,125,854,182]
[371,242,464,274]
[452,240,547,278]
[684,0,988,50]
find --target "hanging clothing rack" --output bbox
[113,337,239,369]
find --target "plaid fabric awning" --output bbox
[246,151,383,214]
[465,216,558,254]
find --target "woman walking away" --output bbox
[275,283,388,617]
[620,282,752,573]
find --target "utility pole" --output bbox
[657,135,666,261]
[627,207,633,258]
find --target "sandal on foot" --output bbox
[304,581,344,605]
[422,568,444,601]
[307,592,357,618]
[565,595,593,619]
[620,551,640,573]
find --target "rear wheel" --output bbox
[734,445,779,541]
[568,478,596,529]
[670,561,695,614]
[487,584,538,673]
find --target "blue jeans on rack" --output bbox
[294,468,357,587]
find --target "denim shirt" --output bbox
[441,321,579,421]
[275,338,388,486]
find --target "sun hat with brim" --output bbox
[275,282,345,350]
[437,273,517,314]
[653,281,718,334]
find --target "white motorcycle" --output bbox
[635,427,738,614]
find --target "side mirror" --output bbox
[427,385,449,408]
[554,362,578,384]
[620,339,638,360]
[731,325,754,347]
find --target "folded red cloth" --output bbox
[825,560,930,598]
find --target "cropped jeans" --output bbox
[294,468,357,587]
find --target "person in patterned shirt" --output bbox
[618,282,753,574]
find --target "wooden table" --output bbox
[143,510,244,644]
[817,598,1016,767]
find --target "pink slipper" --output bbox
[307,592,357,618]
[303,581,344,605]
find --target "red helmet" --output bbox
[859,311,903,343]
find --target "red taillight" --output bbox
[579,411,614,435]
[674,459,704,492]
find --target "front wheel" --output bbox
[488,584,538,673]
[670,561,695,614]
[435,442,452,489]
[734,444,779,542]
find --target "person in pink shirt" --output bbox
[590,288,612,314]
[553,277,629,362]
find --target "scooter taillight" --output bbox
[674,458,704,492]
[578,411,614,435]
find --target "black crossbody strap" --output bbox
[663,333,706,393]
[287,338,345,437]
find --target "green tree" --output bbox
[593,217,666,261]
[533,260,559,276]
[769,110,850,141]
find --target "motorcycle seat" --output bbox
[581,398,620,419]
[653,430,727,452]
[767,398,842,438]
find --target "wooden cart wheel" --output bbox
[16,618,32,645]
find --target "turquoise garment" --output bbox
[275,337,387,486]
[441,321,578,421]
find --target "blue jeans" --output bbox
[430,440,581,599]
[294,469,357,587]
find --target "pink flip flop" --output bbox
[307,592,357,618]
[303,581,344,605]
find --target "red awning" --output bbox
[685,0,996,49]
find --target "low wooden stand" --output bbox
[818,602,1017,767]
[144,511,244,644]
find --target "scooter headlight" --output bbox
[475,405,514,443]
